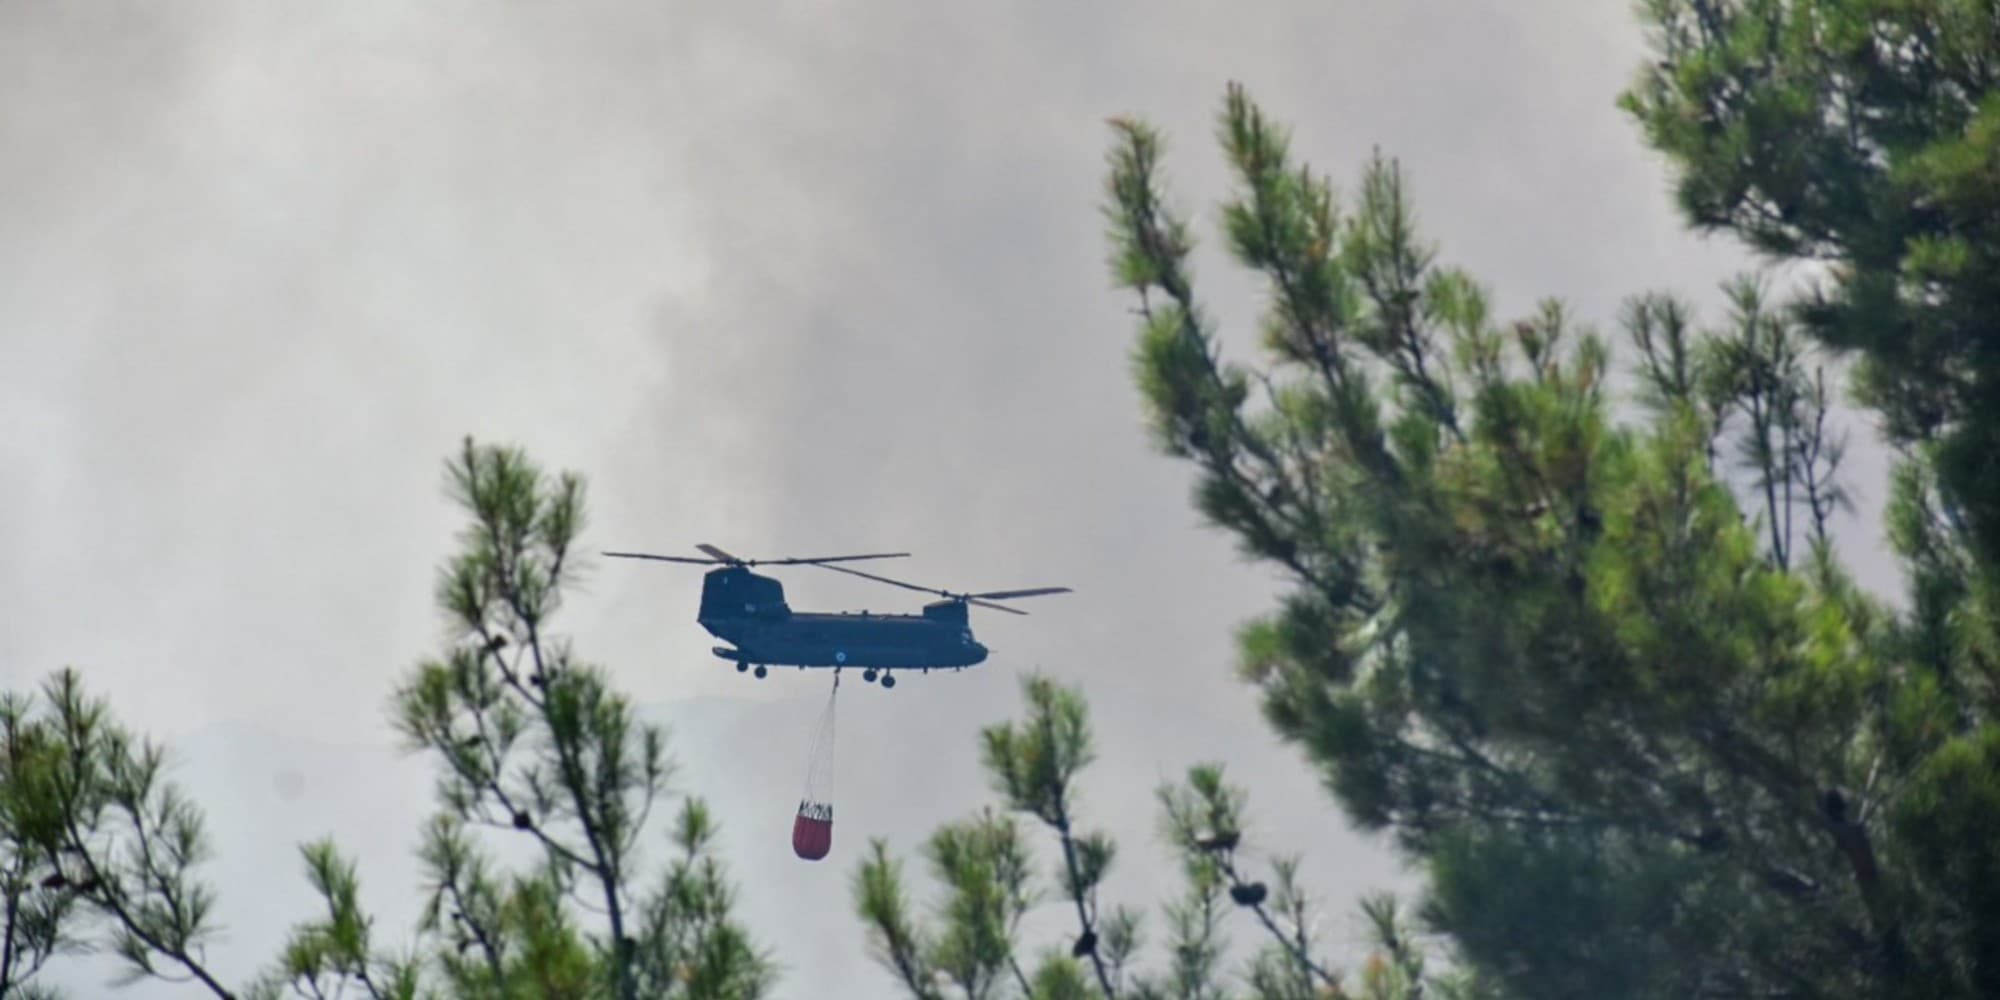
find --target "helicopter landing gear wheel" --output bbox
[863,669,878,683]
[754,665,767,679]
[736,662,748,673]
[880,673,896,689]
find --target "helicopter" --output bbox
[601,544,1071,688]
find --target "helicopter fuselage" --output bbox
[696,566,990,669]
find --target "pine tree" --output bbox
[1620,3,2000,994]
[0,439,777,999]
[1622,0,2000,579]
[1099,74,1997,997]
[851,672,1491,1000]
[0,669,239,998]
[246,438,778,999]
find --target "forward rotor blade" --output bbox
[814,562,950,597]
[968,587,1072,600]
[758,552,911,565]
[682,544,909,567]
[602,551,720,564]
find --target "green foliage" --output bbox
[1621,0,2000,577]
[0,670,236,998]
[853,673,1480,1000]
[249,438,777,1000]
[1101,79,2000,998]
[0,439,774,999]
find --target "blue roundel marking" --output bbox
[835,651,846,663]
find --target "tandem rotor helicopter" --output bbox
[602,544,1071,689]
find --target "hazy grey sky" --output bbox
[2,2,1897,997]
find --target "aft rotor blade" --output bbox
[968,587,1072,600]
[963,588,1072,615]
[969,598,1030,616]
[696,543,742,563]
[601,551,721,564]
[815,565,1067,615]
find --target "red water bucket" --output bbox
[793,800,833,861]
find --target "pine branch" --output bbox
[445,440,649,1000]
[1109,116,1378,614]
[442,872,505,987]
[1213,849,1339,990]
[1,869,20,996]
[458,664,595,874]
[51,816,233,999]
[37,676,234,999]
[1051,804,1116,999]
[534,670,635,1000]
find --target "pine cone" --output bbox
[1072,930,1098,957]
[1195,830,1241,852]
